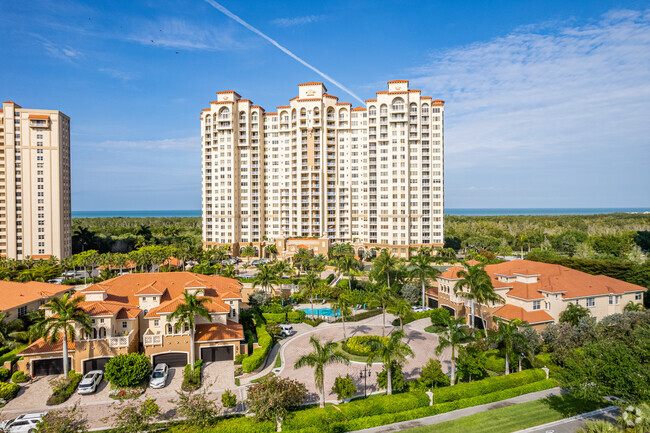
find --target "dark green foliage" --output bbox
[332,375,356,400]
[0,368,11,382]
[46,371,83,405]
[377,362,407,393]
[105,353,151,388]
[390,309,442,327]
[0,381,20,400]
[430,308,451,327]
[484,349,506,373]
[634,231,650,250]
[11,370,29,383]
[418,358,450,389]
[182,359,203,391]
[336,308,382,323]
[457,345,488,382]
[343,335,388,356]
[234,353,248,364]
[242,316,273,373]
[221,389,238,410]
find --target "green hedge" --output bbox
[11,370,29,383]
[262,311,307,324]
[262,313,285,323]
[433,369,546,403]
[288,311,306,323]
[485,349,506,373]
[0,368,11,382]
[337,308,382,323]
[242,316,273,373]
[342,335,388,356]
[0,382,20,401]
[182,359,203,391]
[47,371,83,406]
[390,310,438,327]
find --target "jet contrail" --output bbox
[203,0,365,105]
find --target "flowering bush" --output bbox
[102,398,161,433]
[109,387,145,400]
[343,335,389,356]
[36,403,88,433]
[173,388,220,427]
[246,375,306,429]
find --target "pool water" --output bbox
[301,307,338,317]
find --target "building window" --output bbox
[616,296,621,305]
[586,297,595,307]
[122,321,128,329]
[17,306,27,317]
[636,293,643,301]
[154,320,159,327]
[532,300,541,310]
[609,295,613,305]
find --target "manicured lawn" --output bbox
[0,344,28,364]
[332,341,369,363]
[403,394,606,433]
[274,352,282,368]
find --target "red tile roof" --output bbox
[0,281,71,311]
[493,304,554,324]
[352,107,367,111]
[20,335,75,355]
[195,321,244,342]
[439,266,466,280]
[28,114,49,120]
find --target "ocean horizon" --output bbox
[71,208,650,219]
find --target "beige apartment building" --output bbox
[426,259,646,331]
[201,80,444,259]
[0,101,72,260]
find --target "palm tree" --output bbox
[373,249,401,288]
[366,329,414,395]
[41,293,92,377]
[387,297,411,331]
[624,300,644,312]
[11,309,45,344]
[168,289,213,364]
[210,246,229,264]
[435,316,474,385]
[0,312,25,349]
[220,263,238,279]
[240,245,256,265]
[72,227,95,252]
[294,336,350,408]
[293,248,313,274]
[455,264,504,329]
[407,253,441,311]
[559,303,591,326]
[489,318,528,376]
[335,255,360,292]
[299,271,321,317]
[252,264,280,294]
[330,292,353,340]
[368,283,393,337]
[265,244,278,260]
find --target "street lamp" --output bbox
[359,366,372,398]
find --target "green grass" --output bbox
[332,341,369,363]
[0,344,28,365]
[274,352,282,368]
[250,372,274,384]
[402,394,606,433]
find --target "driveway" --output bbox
[203,360,235,390]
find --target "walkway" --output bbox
[352,387,564,433]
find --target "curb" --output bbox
[512,405,618,433]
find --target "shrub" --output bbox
[0,368,11,382]
[377,362,407,393]
[332,375,356,401]
[246,376,306,428]
[173,388,221,427]
[36,403,88,433]
[304,318,324,327]
[102,398,161,433]
[430,308,451,327]
[182,359,203,391]
[418,358,450,389]
[221,389,237,411]
[343,335,388,356]
[235,353,248,365]
[262,313,286,323]
[485,349,506,373]
[47,371,82,405]
[287,310,306,323]
[11,370,29,383]
[0,381,20,401]
[339,308,382,323]
[105,353,151,388]
[243,318,273,373]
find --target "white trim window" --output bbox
[636,293,643,301]
[533,300,541,310]
[586,297,595,307]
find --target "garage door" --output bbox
[201,346,233,362]
[428,298,439,309]
[442,305,456,317]
[33,358,72,376]
[153,352,188,368]
[83,357,112,373]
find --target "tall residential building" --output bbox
[201,80,444,259]
[0,101,72,260]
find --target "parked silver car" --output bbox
[150,363,169,389]
[78,370,103,395]
[0,412,47,433]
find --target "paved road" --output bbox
[515,406,619,433]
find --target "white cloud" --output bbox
[272,14,326,27]
[32,34,83,61]
[410,9,650,166]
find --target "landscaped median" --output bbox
[242,315,273,373]
[162,369,556,433]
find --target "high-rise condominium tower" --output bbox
[0,101,72,259]
[201,80,443,259]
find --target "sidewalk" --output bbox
[351,387,564,433]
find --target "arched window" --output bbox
[300,108,307,118]
[167,323,173,335]
[421,103,429,115]
[392,98,405,111]
[219,106,230,120]
[251,112,258,122]
[327,108,335,120]
[291,108,297,121]
[380,104,388,115]
[239,111,246,122]
[99,327,106,338]
[338,108,348,121]
[409,103,418,114]
[368,106,376,116]
[93,328,98,339]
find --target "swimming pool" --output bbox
[301,307,338,317]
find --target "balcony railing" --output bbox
[143,334,163,346]
[108,330,135,348]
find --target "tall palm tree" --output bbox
[41,293,92,377]
[210,246,229,264]
[264,244,278,260]
[252,264,280,294]
[73,227,95,252]
[220,263,238,279]
[168,289,213,364]
[435,316,474,385]
[373,249,401,288]
[330,292,353,340]
[366,329,414,395]
[407,253,441,311]
[294,336,350,408]
[335,255,360,292]
[240,245,256,265]
[455,264,504,329]
[387,297,411,331]
[368,283,393,337]
[299,271,321,317]
[489,318,528,376]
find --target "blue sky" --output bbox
[1,0,649,210]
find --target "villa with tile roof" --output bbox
[18,272,244,376]
[426,259,646,330]
[0,280,73,322]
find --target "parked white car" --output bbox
[150,363,169,389]
[0,412,47,433]
[279,324,296,338]
[411,306,424,313]
[78,370,103,395]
